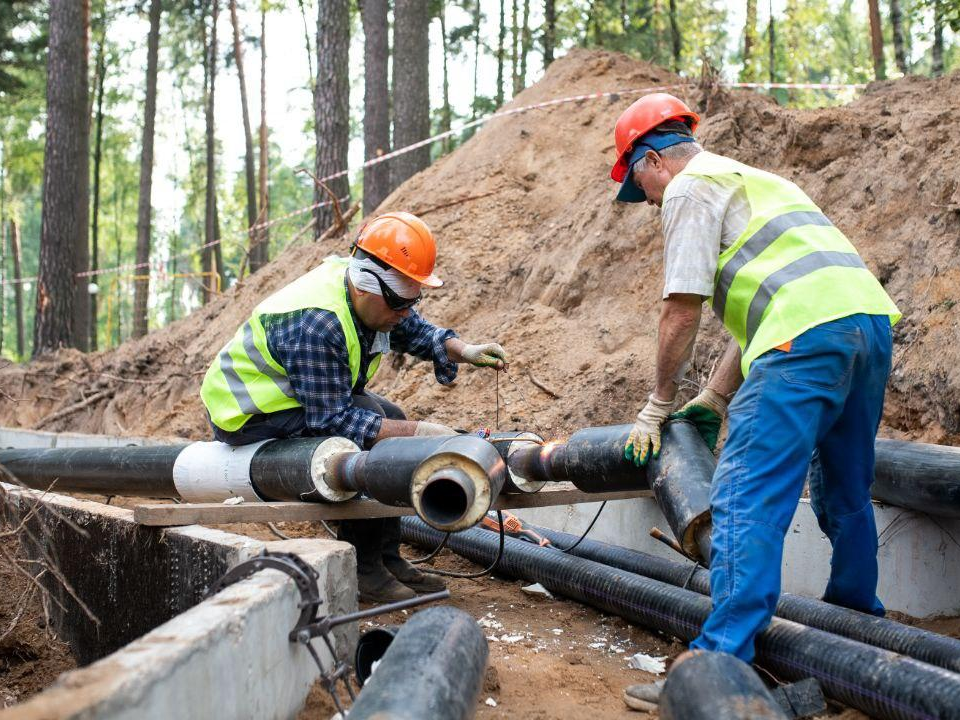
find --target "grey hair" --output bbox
[633,140,703,172]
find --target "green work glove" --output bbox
[624,394,675,467]
[670,388,728,452]
[460,342,509,370]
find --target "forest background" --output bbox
[0,0,957,360]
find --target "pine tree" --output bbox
[314,0,350,234]
[362,0,391,214]
[392,0,431,187]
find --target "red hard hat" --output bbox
[354,211,443,287]
[610,93,700,183]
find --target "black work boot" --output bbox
[338,519,416,604]
[381,517,447,593]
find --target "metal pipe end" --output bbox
[309,437,361,502]
[411,439,502,532]
[504,433,548,493]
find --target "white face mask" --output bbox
[348,256,422,300]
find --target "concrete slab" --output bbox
[0,427,177,449]
[0,485,357,720]
[515,496,960,618]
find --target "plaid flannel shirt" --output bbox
[263,288,457,449]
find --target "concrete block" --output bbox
[0,428,56,449]
[0,427,178,450]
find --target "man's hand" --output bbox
[459,342,509,370]
[624,395,675,466]
[670,388,728,452]
[414,421,459,437]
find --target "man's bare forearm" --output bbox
[654,294,703,401]
[706,337,744,399]
[374,418,420,443]
[444,337,467,364]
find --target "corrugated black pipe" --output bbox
[401,518,960,720]
[521,523,960,674]
[347,606,488,720]
[872,438,960,518]
[660,651,788,720]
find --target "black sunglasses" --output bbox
[359,268,422,311]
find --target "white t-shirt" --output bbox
[660,151,752,301]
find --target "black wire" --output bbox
[409,532,450,564]
[556,501,607,553]
[420,510,507,579]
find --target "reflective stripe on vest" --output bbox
[201,257,382,432]
[674,152,900,375]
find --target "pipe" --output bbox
[871,438,960,518]
[646,420,715,563]
[660,651,788,720]
[401,518,960,720]
[354,625,398,685]
[347,606,488,720]
[325,434,506,532]
[0,437,361,503]
[519,522,960,674]
[487,431,547,493]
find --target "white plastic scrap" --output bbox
[222,496,245,505]
[485,698,498,707]
[627,652,668,674]
[500,633,525,643]
[521,582,554,598]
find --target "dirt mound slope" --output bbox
[2,49,958,443]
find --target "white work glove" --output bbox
[624,394,675,466]
[460,342,509,370]
[414,421,459,437]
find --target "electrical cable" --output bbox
[555,501,607,553]
[409,533,450,564]
[419,510,506,579]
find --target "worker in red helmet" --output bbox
[608,93,900,710]
[201,211,508,603]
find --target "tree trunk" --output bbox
[203,0,219,304]
[297,0,315,91]
[890,0,908,74]
[542,0,555,67]
[256,5,269,267]
[361,0,391,215]
[391,0,431,188]
[0,218,5,357]
[767,0,775,84]
[471,0,481,118]
[229,0,260,273]
[519,0,530,91]
[11,221,24,357]
[932,0,944,77]
[132,0,161,339]
[314,0,350,235]
[90,29,107,351]
[867,0,886,80]
[439,1,453,154]
[34,0,90,356]
[668,0,680,73]
[741,0,757,81]
[496,0,506,106]
[509,0,518,98]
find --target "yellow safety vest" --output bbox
[674,153,900,375]
[200,257,382,431]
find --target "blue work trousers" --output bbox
[690,313,893,662]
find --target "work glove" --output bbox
[414,421,459,437]
[624,394,675,466]
[670,388,728,452]
[460,342,509,370]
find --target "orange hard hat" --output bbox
[610,93,700,183]
[353,211,443,288]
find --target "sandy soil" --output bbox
[1,50,958,446]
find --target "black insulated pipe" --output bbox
[354,625,398,686]
[401,518,960,720]
[871,437,960,518]
[326,435,506,532]
[659,651,788,720]
[347,606,488,720]
[646,420,715,563]
[0,445,187,497]
[521,522,960,674]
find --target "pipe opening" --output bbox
[354,626,397,685]
[419,472,473,528]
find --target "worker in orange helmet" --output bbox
[201,211,508,603]
[609,93,900,711]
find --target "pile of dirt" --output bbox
[1,49,958,443]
